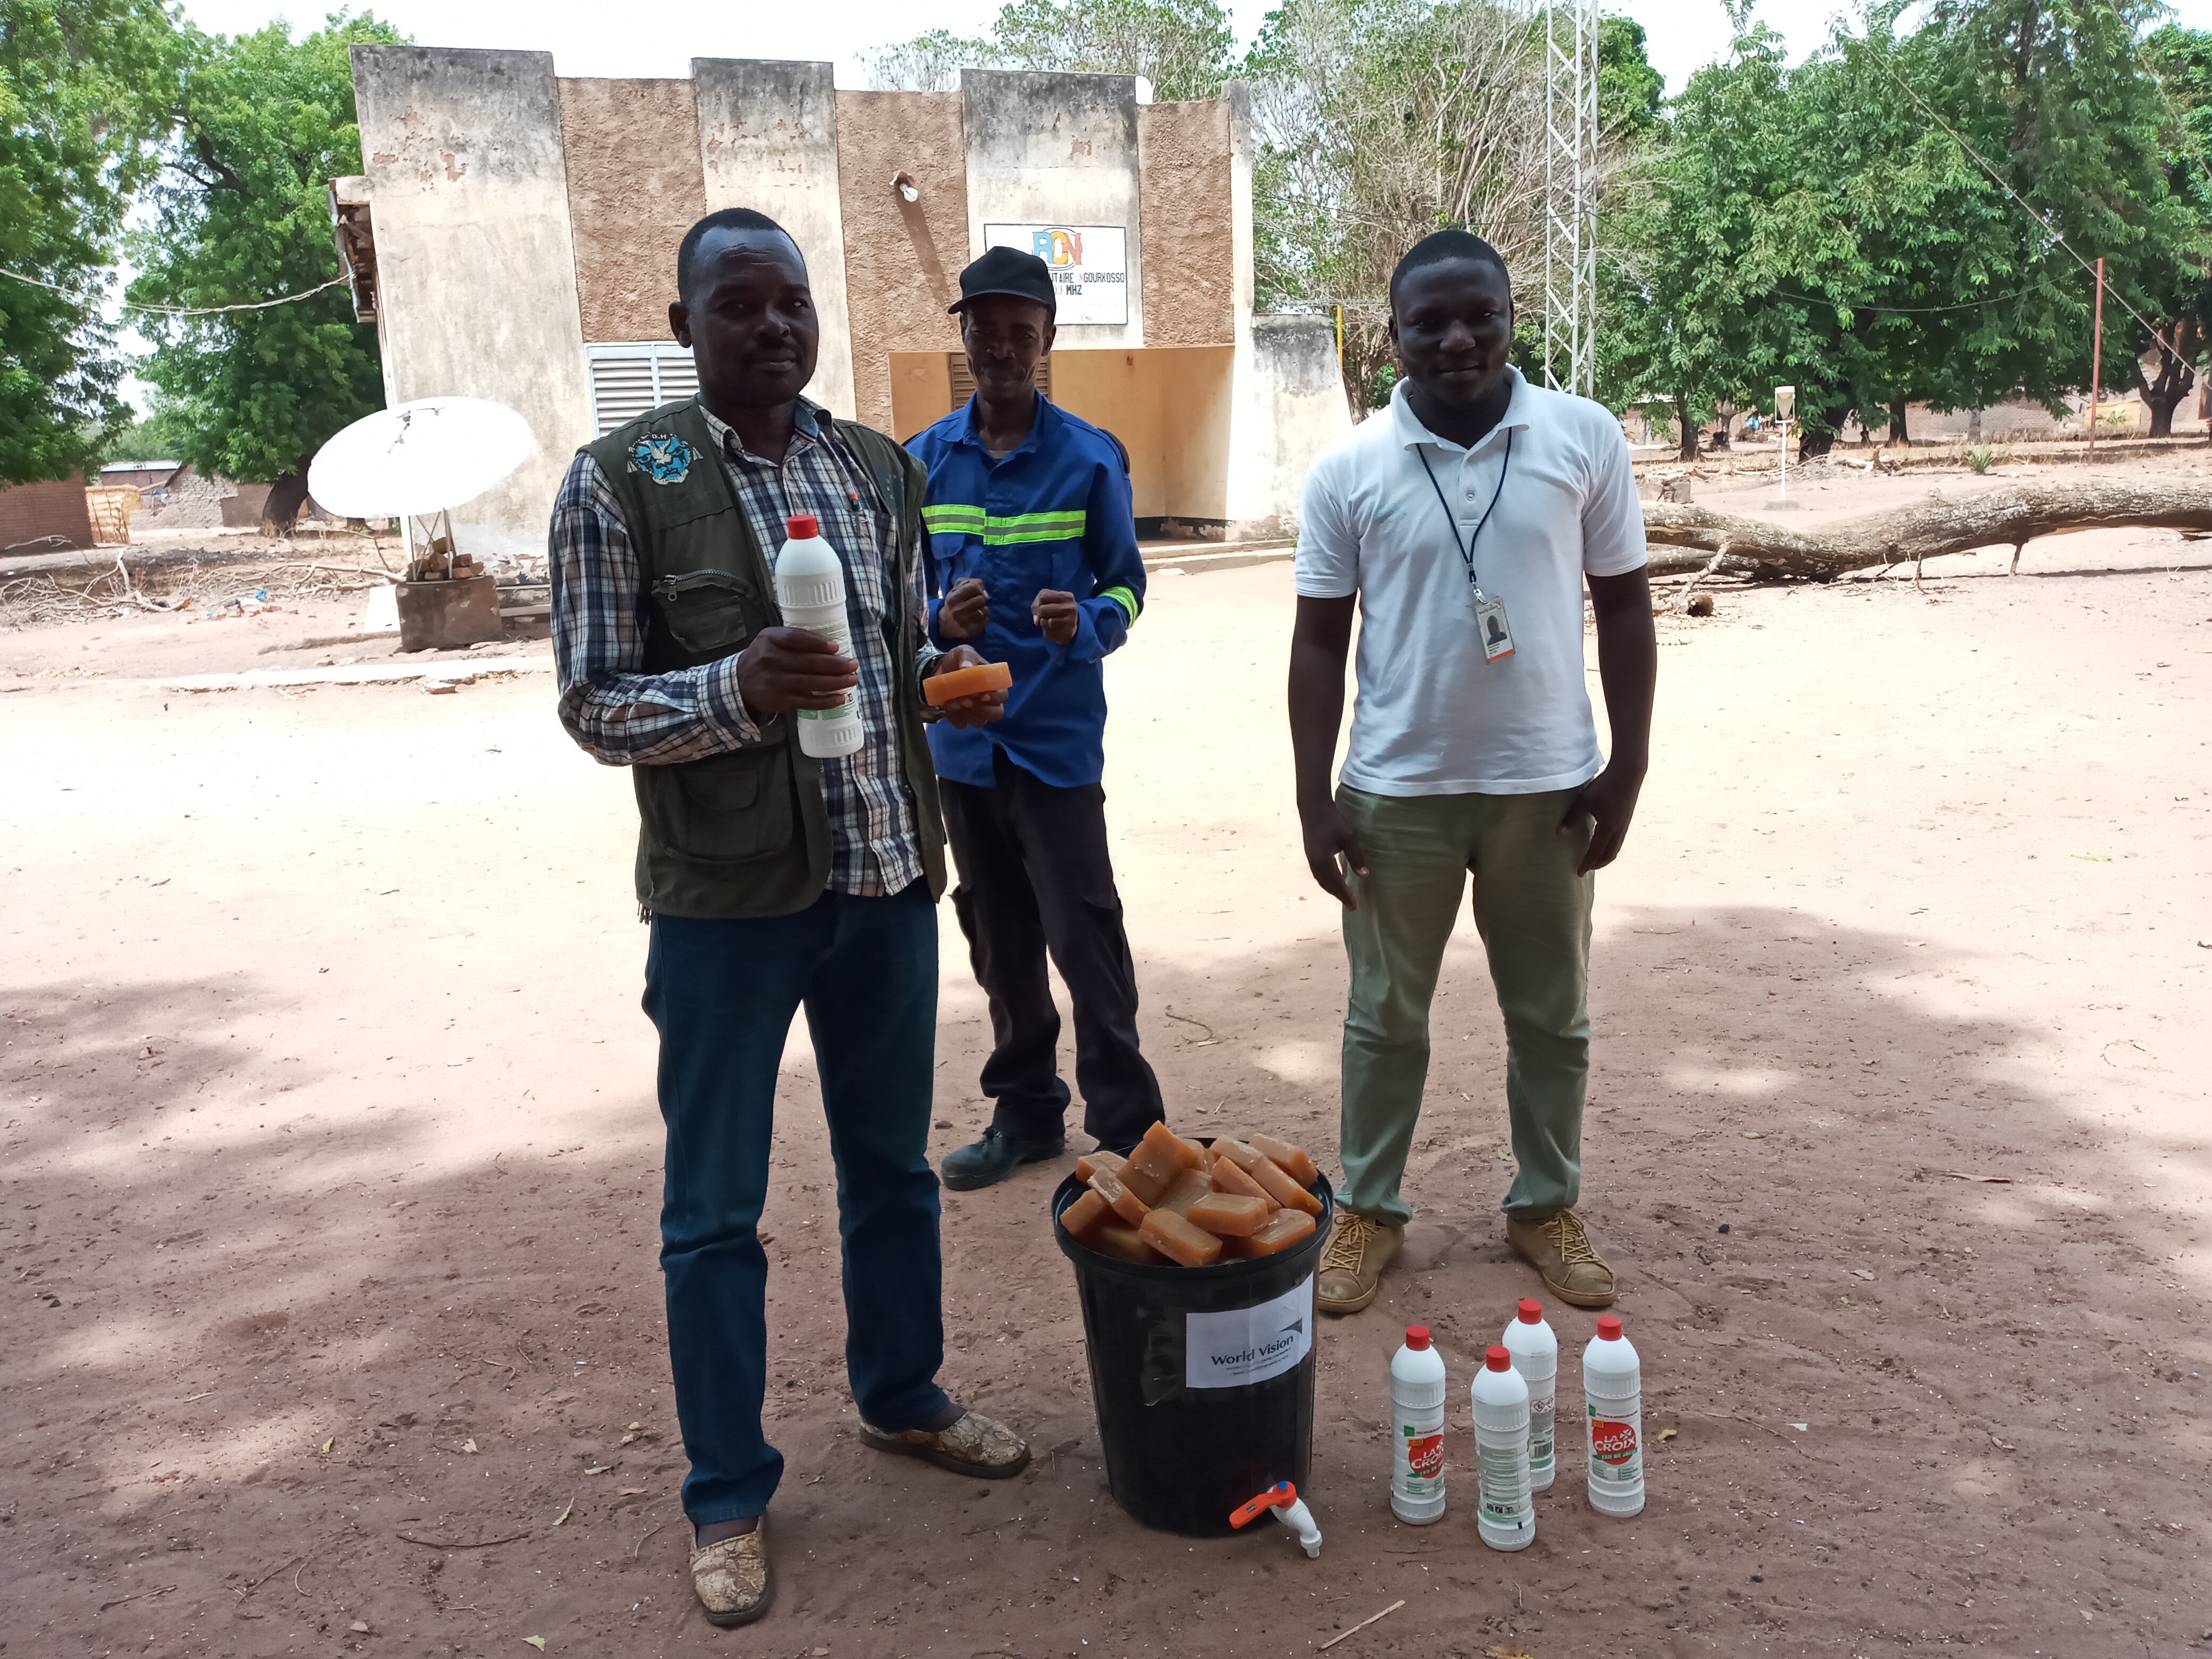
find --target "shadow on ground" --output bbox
[3,899,2206,1657]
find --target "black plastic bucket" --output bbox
[1052,1166,1333,1536]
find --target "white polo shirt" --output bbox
[1295,370,1646,797]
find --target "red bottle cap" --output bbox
[1405,1325,1431,1351]
[786,513,819,538]
[1597,1314,1624,1340]
[1518,1298,1544,1323]
[1485,1345,1512,1371]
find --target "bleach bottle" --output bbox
[1582,1313,1645,1516]
[1388,1325,1446,1523]
[1471,1345,1534,1551]
[772,513,864,758]
[1501,1298,1559,1491]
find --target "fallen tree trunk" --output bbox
[1640,481,2212,581]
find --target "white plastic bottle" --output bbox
[1388,1324,1447,1524]
[1501,1297,1559,1492]
[1582,1313,1645,1516]
[772,512,864,758]
[1470,1344,1534,1551]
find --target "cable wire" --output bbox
[0,266,349,316]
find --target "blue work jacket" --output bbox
[907,392,1146,789]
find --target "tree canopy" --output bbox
[126,12,402,528]
[0,0,179,485]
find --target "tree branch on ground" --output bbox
[1641,481,2212,580]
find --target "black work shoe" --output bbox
[941,1125,1065,1191]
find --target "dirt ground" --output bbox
[4,453,2209,1659]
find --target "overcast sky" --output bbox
[164,0,2136,103]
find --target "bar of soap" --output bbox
[1221,1208,1316,1258]
[1186,1192,1270,1237]
[923,659,1013,706]
[1169,1130,1211,1167]
[1251,1134,1319,1187]
[1209,1156,1279,1212]
[1088,1167,1151,1227]
[1122,1122,1189,1198]
[1074,1148,1126,1184]
[1139,1208,1225,1268]
[1209,1136,1264,1174]
[1060,1188,1112,1241]
[1087,1220,1165,1264]
[1157,1168,1216,1218]
[1248,1154,1324,1216]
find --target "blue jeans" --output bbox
[642,883,951,1525]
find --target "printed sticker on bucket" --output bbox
[1184,1276,1314,1389]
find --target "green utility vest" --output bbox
[583,398,947,918]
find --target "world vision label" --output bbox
[1184,1276,1313,1389]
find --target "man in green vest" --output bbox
[548,207,1028,1630]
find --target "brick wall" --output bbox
[0,477,95,554]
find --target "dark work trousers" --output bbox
[938,744,1165,1151]
[640,884,951,1526]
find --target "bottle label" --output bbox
[1476,1443,1530,1522]
[1400,1427,1444,1490]
[796,617,858,724]
[1528,1398,1554,1471]
[1589,1408,1641,1481]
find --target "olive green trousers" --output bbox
[1335,784,1594,1228]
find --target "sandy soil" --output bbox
[3,463,2209,1659]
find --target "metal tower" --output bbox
[1542,0,1600,398]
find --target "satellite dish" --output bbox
[308,397,534,519]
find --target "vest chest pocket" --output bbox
[652,569,765,657]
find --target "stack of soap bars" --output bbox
[1058,1123,1324,1267]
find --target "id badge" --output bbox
[1474,592,1515,662]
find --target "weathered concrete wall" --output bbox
[354,46,591,560]
[694,60,856,421]
[962,71,1143,348]
[1227,314,1351,537]
[835,91,969,436]
[1136,100,1234,347]
[558,78,706,345]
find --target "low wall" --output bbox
[0,478,95,554]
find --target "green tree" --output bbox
[1604,16,1839,457]
[0,0,179,485]
[127,12,402,531]
[868,0,1233,100]
[1915,0,2206,435]
[2138,22,2212,433]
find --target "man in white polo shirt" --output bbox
[1289,229,1655,1316]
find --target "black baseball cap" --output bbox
[949,245,1057,319]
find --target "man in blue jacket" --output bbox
[907,246,1166,1189]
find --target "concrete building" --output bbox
[337,47,1350,560]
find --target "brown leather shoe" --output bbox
[689,1521,771,1628]
[1506,1206,1617,1308]
[859,1409,1030,1478]
[1316,1210,1403,1316]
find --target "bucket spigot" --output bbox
[1229,1480,1322,1557]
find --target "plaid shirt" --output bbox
[550,397,936,896]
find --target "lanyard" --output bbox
[1415,428,1513,600]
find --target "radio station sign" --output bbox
[982,224,1129,326]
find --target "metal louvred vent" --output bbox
[586,343,700,435]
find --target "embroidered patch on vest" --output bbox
[629,434,696,485]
